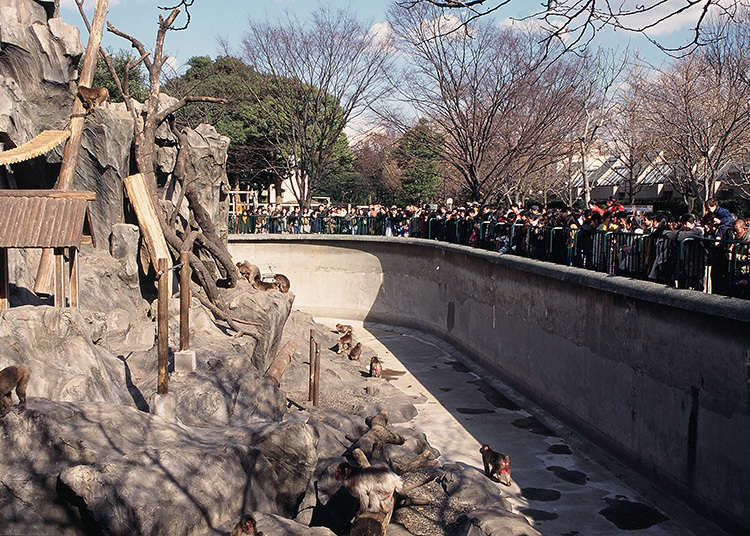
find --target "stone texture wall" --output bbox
[229,235,750,532]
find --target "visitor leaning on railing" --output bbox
[227,200,750,299]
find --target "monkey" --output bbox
[369,356,383,378]
[252,279,278,291]
[337,331,353,354]
[230,514,263,536]
[479,444,511,486]
[77,85,109,110]
[236,261,260,284]
[335,323,353,335]
[0,365,30,418]
[347,342,362,361]
[273,273,290,293]
[335,462,402,514]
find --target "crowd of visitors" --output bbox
[229,197,750,298]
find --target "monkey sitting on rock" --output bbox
[236,261,260,285]
[480,444,511,486]
[347,342,362,361]
[335,461,402,514]
[230,514,263,536]
[0,365,30,417]
[335,323,353,335]
[337,331,353,354]
[369,356,383,378]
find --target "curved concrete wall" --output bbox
[229,235,750,530]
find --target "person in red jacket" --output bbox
[604,196,625,215]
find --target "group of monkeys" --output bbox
[236,261,290,293]
[334,323,383,378]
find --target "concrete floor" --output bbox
[317,318,729,536]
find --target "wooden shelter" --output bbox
[0,190,95,309]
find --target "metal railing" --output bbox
[229,213,750,299]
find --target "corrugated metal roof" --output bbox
[0,190,95,248]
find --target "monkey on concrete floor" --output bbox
[335,323,353,335]
[480,444,511,486]
[77,85,109,111]
[348,342,361,361]
[273,273,290,293]
[335,461,402,514]
[236,261,260,284]
[369,356,383,378]
[230,514,263,536]
[0,365,30,418]
[337,331,353,354]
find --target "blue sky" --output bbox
[59,0,708,72]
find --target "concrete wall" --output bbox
[229,235,750,530]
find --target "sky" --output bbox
[58,0,719,73]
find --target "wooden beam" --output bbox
[313,340,321,406]
[157,257,169,395]
[124,174,171,291]
[54,248,64,307]
[69,247,79,308]
[0,190,97,200]
[34,0,109,294]
[0,248,8,310]
[179,250,190,352]
[308,329,315,402]
[264,341,296,388]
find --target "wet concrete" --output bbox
[317,319,730,536]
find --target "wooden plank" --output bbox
[69,247,79,308]
[0,190,96,200]
[123,173,171,292]
[179,251,190,351]
[0,248,8,309]
[264,341,296,388]
[157,257,169,395]
[54,248,64,307]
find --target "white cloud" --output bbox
[164,55,178,72]
[617,0,717,36]
[60,0,120,9]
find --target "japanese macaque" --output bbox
[0,365,30,418]
[337,332,353,354]
[230,514,263,536]
[273,273,290,293]
[236,261,260,284]
[347,342,361,361]
[252,279,278,291]
[336,323,353,335]
[480,444,511,486]
[335,462,402,514]
[77,85,109,110]
[369,356,382,378]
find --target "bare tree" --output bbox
[571,48,626,205]
[604,59,651,205]
[388,3,580,203]
[396,0,749,56]
[75,1,257,331]
[643,18,750,211]
[241,8,393,208]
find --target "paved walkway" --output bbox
[317,318,728,536]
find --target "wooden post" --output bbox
[0,248,8,310]
[69,247,79,308]
[313,340,321,407]
[54,248,64,307]
[308,329,315,402]
[264,341,296,388]
[34,0,109,294]
[179,251,190,351]
[157,257,169,395]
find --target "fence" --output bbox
[229,213,750,299]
